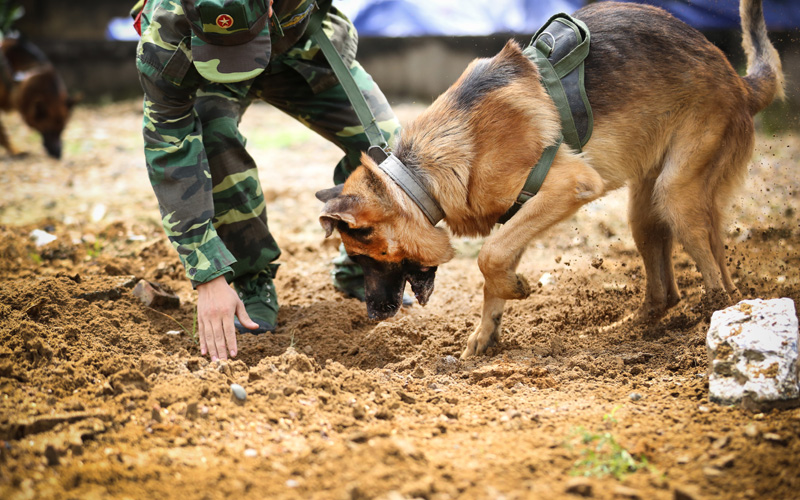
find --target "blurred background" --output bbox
[6,0,800,129]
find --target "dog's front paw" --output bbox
[460,316,502,359]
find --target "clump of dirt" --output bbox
[1,101,799,500]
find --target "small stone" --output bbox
[230,384,247,401]
[613,485,641,499]
[564,477,593,497]
[132,279,181,309]
[539,272,556,286]
[185,401,199,420]
[30,229,57,247]
[243,448,257,458]
[44,445,60,466]
[763,432,787,445]
[711,453,737,469]
[629,392,643,401]
[673,485,701,500]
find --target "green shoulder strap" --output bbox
[307,0,387,149]
[523,13,592,151]
[500,13,592,224]
[498,134,563,224]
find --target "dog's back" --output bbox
[0,35,74,158]
[574,0,783,191]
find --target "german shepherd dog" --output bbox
[0,35,75,159]
[316,0,784,358]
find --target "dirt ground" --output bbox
[0,98,799,500]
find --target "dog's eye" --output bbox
[343,226,373,243]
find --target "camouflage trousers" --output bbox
[194,58,400,289]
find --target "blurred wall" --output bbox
[11,0,800,130]
[15,0,133,39]
[15,0,140,101]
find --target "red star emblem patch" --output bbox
[216,14,234,29]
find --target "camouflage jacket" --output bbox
[136,0,357,286]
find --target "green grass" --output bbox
[565,407,655,480]
[86,240,103,259]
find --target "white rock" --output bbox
[707,298,799,409]
[30,229,57,247]
[538,272,556,286]
[230,383,247,401]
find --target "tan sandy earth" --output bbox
[0,99,799,500]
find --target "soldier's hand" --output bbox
[196,276,257,361]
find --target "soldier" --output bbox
[135,0,401,361]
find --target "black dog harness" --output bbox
[499,13,593,223]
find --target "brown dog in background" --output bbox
[316,0,784,358]
[0,35,75,159]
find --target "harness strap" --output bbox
[499,13,592,224]
[307,0,387,149]
[498,134,562,224]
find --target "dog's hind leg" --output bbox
[461,151,604,358]
[0,119,20,156]
[655,126,749,309]
[627,174,681,320]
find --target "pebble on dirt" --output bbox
[707,298,799,411]
[132,279,181,309]
[230,384,247,401]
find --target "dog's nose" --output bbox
[43,136,62,159]
[366,301,400,321]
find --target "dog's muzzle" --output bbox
[352,255,437,320]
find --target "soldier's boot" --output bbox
[233,270,279,334]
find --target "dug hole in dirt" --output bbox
[1,100,799,500]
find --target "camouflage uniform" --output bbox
[136,0,401,321]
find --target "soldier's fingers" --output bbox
[235,300,260,330]
[213,325,228,361]
[204,320,221,362]
[199,319,209,357]
[223,316,237,358]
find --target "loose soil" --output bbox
[1,99,799,500]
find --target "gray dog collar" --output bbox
[369,147,445,226]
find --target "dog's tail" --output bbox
[740,0,785,114]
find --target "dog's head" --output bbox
[16,66,76,159]
[316,154,454,320]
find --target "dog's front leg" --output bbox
[462,293,507,358]
[461,151,605,358]
[461,243,528,358]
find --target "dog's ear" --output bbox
[500,39,523,56]
[319,196,359,238]
[315,184,344,202]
